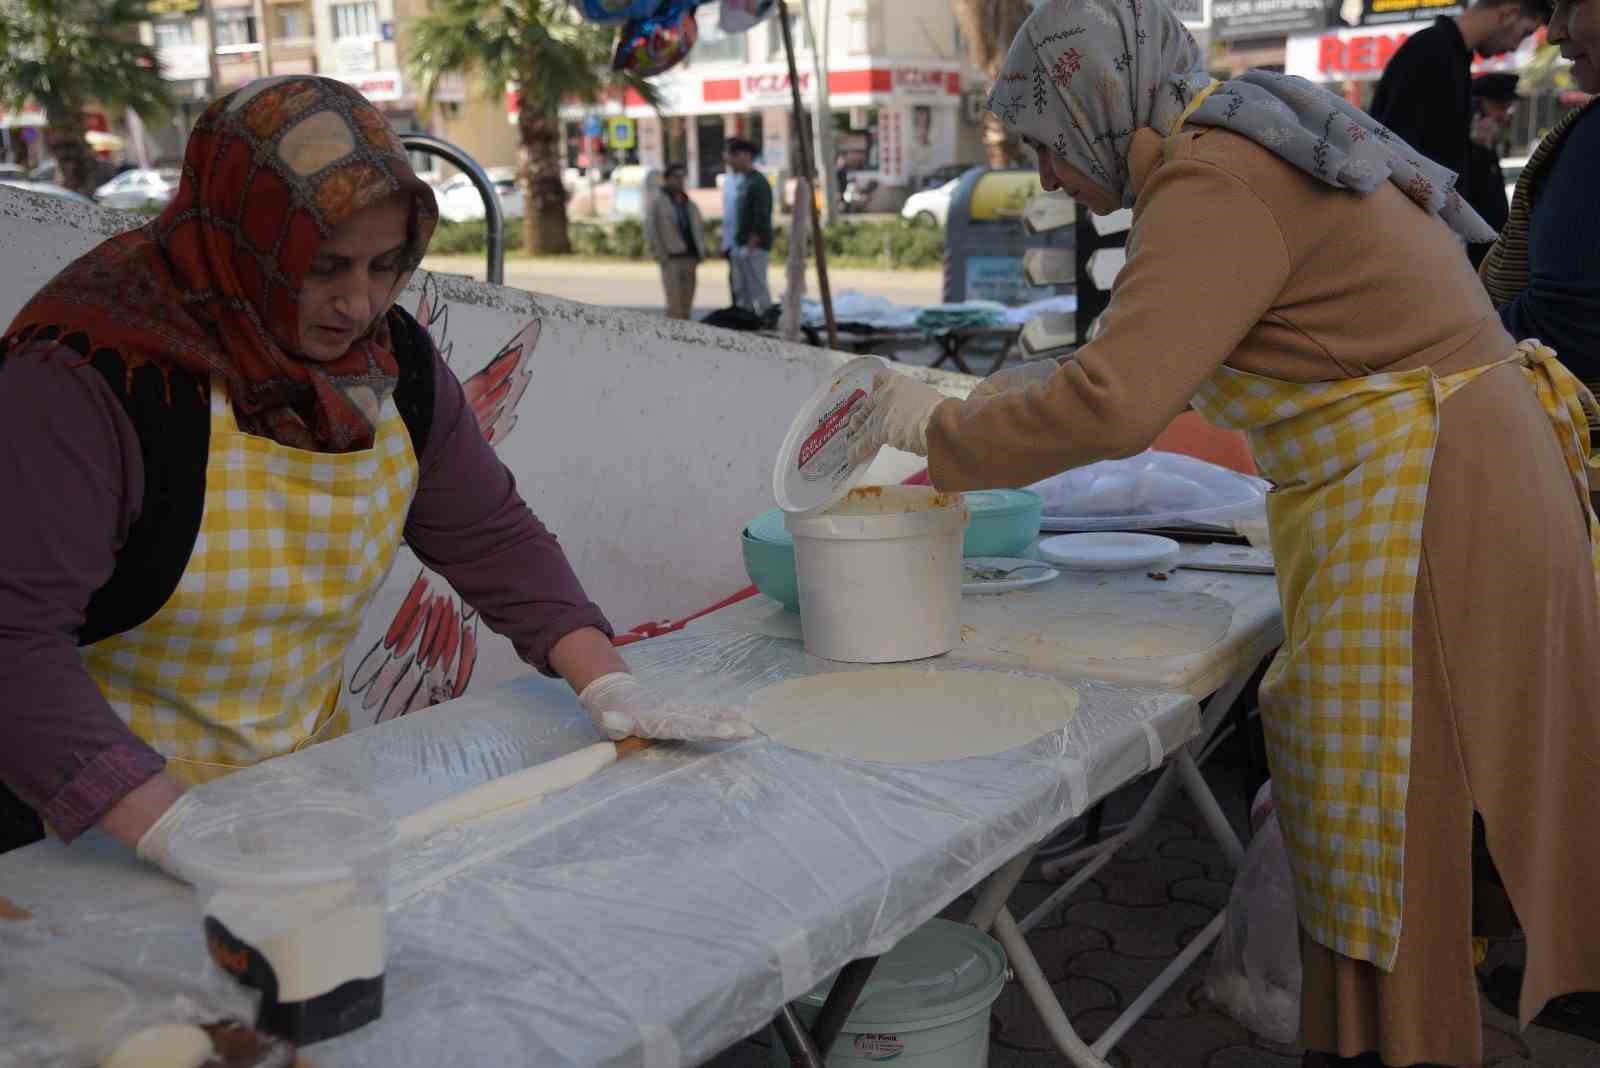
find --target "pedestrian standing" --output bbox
[647,163,708,320]
[1461,73,1520,265]
[1368,0,1547,179]
[719,146,745,296]
[724,138,774,316]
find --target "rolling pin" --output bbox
[395,737,656,843]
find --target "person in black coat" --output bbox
[1368,0,1546,179]
[1462,72,1520,265]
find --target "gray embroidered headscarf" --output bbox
[986,0,1496,243]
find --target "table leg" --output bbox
[989,906,1112,1068]
[930,335,975,375]
[809,956,880,1057]
[774,1005,826,1068]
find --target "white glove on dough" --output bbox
[970,357,1062,399]
[846,372,948,466]
[134,791,204,883]
[578,673,754,742]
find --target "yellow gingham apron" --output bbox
[80,380,417,785]
[1189,341,1600,969]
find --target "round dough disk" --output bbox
[748,667,1080,763]
[102,1024,213,1068]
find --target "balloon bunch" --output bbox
[569,0,779,78]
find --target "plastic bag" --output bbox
[1030,449,1267,532]
[1202,781,1301,1045]
[612,2,699,77]
[571,0,664,24]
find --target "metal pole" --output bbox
[399,132,504,285]
[808,955,880,1057]
[801,0,835,225]
[776,0,837,349]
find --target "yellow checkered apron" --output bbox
[81,380,417,785]
[1189,341,1600,969]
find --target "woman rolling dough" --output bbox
[0,77,748,873]
[847,2,1600,1065]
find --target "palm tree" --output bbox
[407,0,661,255]
[0,0,172,195]
[955,0,1033,169]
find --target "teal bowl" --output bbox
[742,510,800,611]
[963,489,1044,558]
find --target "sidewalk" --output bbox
[419,253,943,313]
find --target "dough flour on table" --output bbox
[747,667,1080,763]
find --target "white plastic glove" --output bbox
[134,791,205,883]
[578,673,754,742]
[970,357,1062,399]
[846,372,948,466]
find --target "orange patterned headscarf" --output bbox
[1,76,438,452]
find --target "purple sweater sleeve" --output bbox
[0,349,166,842]
[405,348,612,674]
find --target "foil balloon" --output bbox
[612,2,700,77]
[719,0,776,34]
[572,0,664,24]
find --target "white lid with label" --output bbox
[773,355,889,514]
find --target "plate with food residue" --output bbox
[962,557,1061,595]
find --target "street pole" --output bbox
[776,0,837,349]
[801,0,835,225]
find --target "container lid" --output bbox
[964,488,1042,520]
[799,919,1008,1032]
[773,356,889,515]
[744,507,794,547]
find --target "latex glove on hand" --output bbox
[846,372,948,466]
[970,357,1062,400]
[579,673,754,743]
[135,791,205,884]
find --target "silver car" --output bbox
[94,168,181,210]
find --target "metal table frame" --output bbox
[768,656,1266,1067]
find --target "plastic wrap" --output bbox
[1031,450,1268,532]
[1,631,1197,1067]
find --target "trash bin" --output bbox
[944,168,1073,306]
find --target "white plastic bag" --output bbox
[1203,781,1301,1045]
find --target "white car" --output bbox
[901,177,959,228]
[436,167,524,224]
[94,168,180,210]
[1501,154,1528,206]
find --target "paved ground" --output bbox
[418,254,943,318]
[699,747,1600,1068]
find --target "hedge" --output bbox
[427,215,944,269]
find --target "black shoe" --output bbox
[1484,966,1600,1043]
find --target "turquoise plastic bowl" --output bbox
[742,509,800,611]
[963,489,1043,558]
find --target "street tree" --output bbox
[407,0,660,255]
[0,0,172,194]
[954,0,1033,169]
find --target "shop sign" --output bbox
[894,69,954,95]
[1213,0,1327,40]
[159,43,212,82]
[147,0,202,14]
[346,71,405,103]
[1286,20,1538,81]
[743,71,810,102]
[336,38,379,77]
[1329,0,1463,27]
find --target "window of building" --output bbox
[689,6,746,65]
[848,12,869,54]
[214,9,259,47]
[766,12,810,58]
[153,19,196,49]
[275,5,310,41]
[332,1,379,39]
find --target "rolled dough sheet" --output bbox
[396,741,619,841]
[748,667,1081,763]
[961,588,1234,668]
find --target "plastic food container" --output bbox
[961,489,1043,558]
[168,786,393,1047]
[785,485,969,663]
[773,356,890,516]
[742,509,800,611]
[771,919,1008,1068]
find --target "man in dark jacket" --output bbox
[1461,73,1519,264]
[725,138,774,314]
[1369,0,1546,179]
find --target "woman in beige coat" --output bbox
[647,162,709,320]
[848,1,1600,1064]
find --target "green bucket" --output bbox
[769,920,1008,1067]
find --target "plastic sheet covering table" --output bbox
[0,630,1198,1068]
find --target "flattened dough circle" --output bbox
[749,668,1080,763]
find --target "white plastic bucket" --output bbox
[784,485,969,663]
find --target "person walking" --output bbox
[647,163,708,320]
[725,138,774,316]
[1368,0,1547,179]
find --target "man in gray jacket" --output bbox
[647,163,709,320]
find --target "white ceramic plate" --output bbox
[961,557,1061,595]
[1036,533,1182,572]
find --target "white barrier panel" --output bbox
[0,186,961,725]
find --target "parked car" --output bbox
[436,166,524,224]
[0,163,27,181]
[0,179,96,207]
[901,177,960,228]
[30,157,126,188]
[93,168,180,210]
[913,163,977,192]
[1500,154,1528,207]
